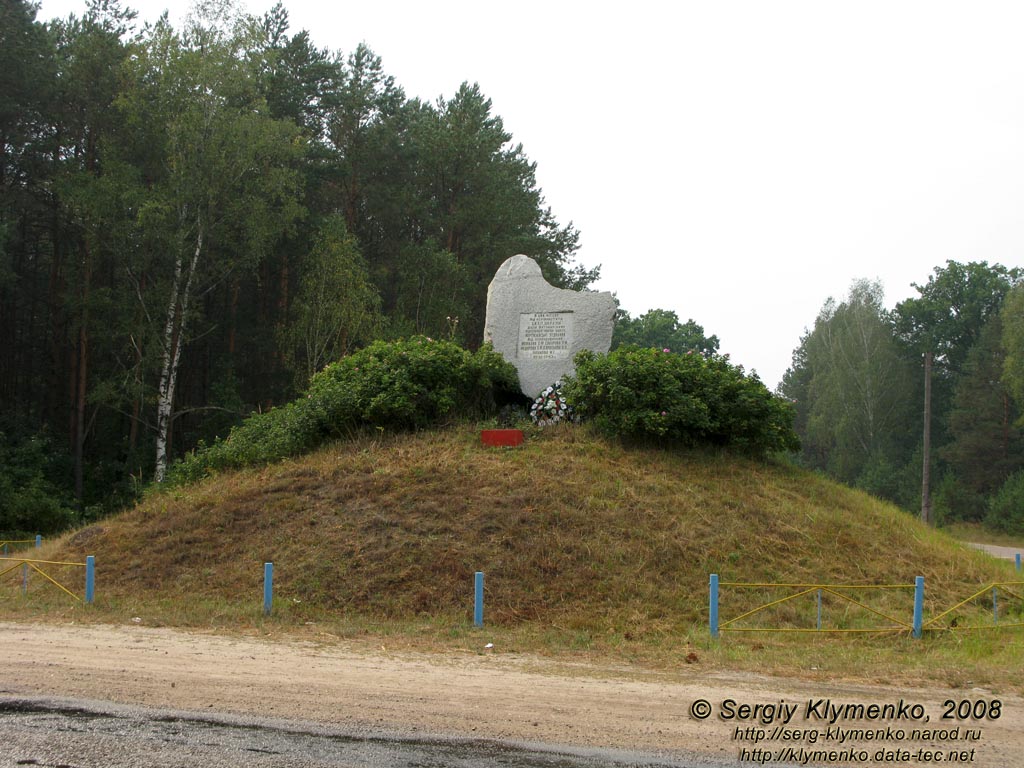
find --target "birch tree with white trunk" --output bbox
[123,11,304,481]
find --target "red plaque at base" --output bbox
[480,429,524,448]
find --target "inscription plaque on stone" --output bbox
[518,312,574,360]
[483,254,615,397]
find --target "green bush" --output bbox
[562,346,799,455]
[986,470,1024,536]
[169,338,519,483]
[0,430,76,535]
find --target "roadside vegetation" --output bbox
[4,424,1022,691]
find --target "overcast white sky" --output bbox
[39,0,1024,387]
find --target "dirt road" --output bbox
[1,621,1021,767]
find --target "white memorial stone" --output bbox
[484,255,616,397]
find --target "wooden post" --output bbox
[921,351,932,525]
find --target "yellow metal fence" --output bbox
[923,581,1024,632]
[0,555,94,603]
[710,575,1024,638]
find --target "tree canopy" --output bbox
[6,0,1024,538]
[0,0,596,524]
[612,308,719,357]
[781,263,1024,526]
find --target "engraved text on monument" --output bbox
[517,312,574,360]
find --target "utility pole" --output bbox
[921,351,932,525]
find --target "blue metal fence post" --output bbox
[474,571,484,627]
[263,562,273,616]
[1017,553,1021,572]
[709,574,720,638]
[35,535,41,548]
[85,556,95,604]
[912,576,924,638]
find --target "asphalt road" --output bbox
[965,542,1023,561]
[0,696,740,768]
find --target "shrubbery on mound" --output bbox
[563,346,799,455]
[168,338,519,483]
[168,339,799,485]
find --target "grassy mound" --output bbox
[43,425,1013,640]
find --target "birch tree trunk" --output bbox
[154,218,202,482]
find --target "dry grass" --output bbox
[2,424,1022,689]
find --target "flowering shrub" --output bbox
[169,338,519,483]
[562,347,799,455]
[530,382,576,427]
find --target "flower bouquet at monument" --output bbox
[530,382,576,427]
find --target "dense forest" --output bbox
[779,263,1024,533]
[3,0,1023,538]
[0,0,597,527]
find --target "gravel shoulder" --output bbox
[1,621,1021,767]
